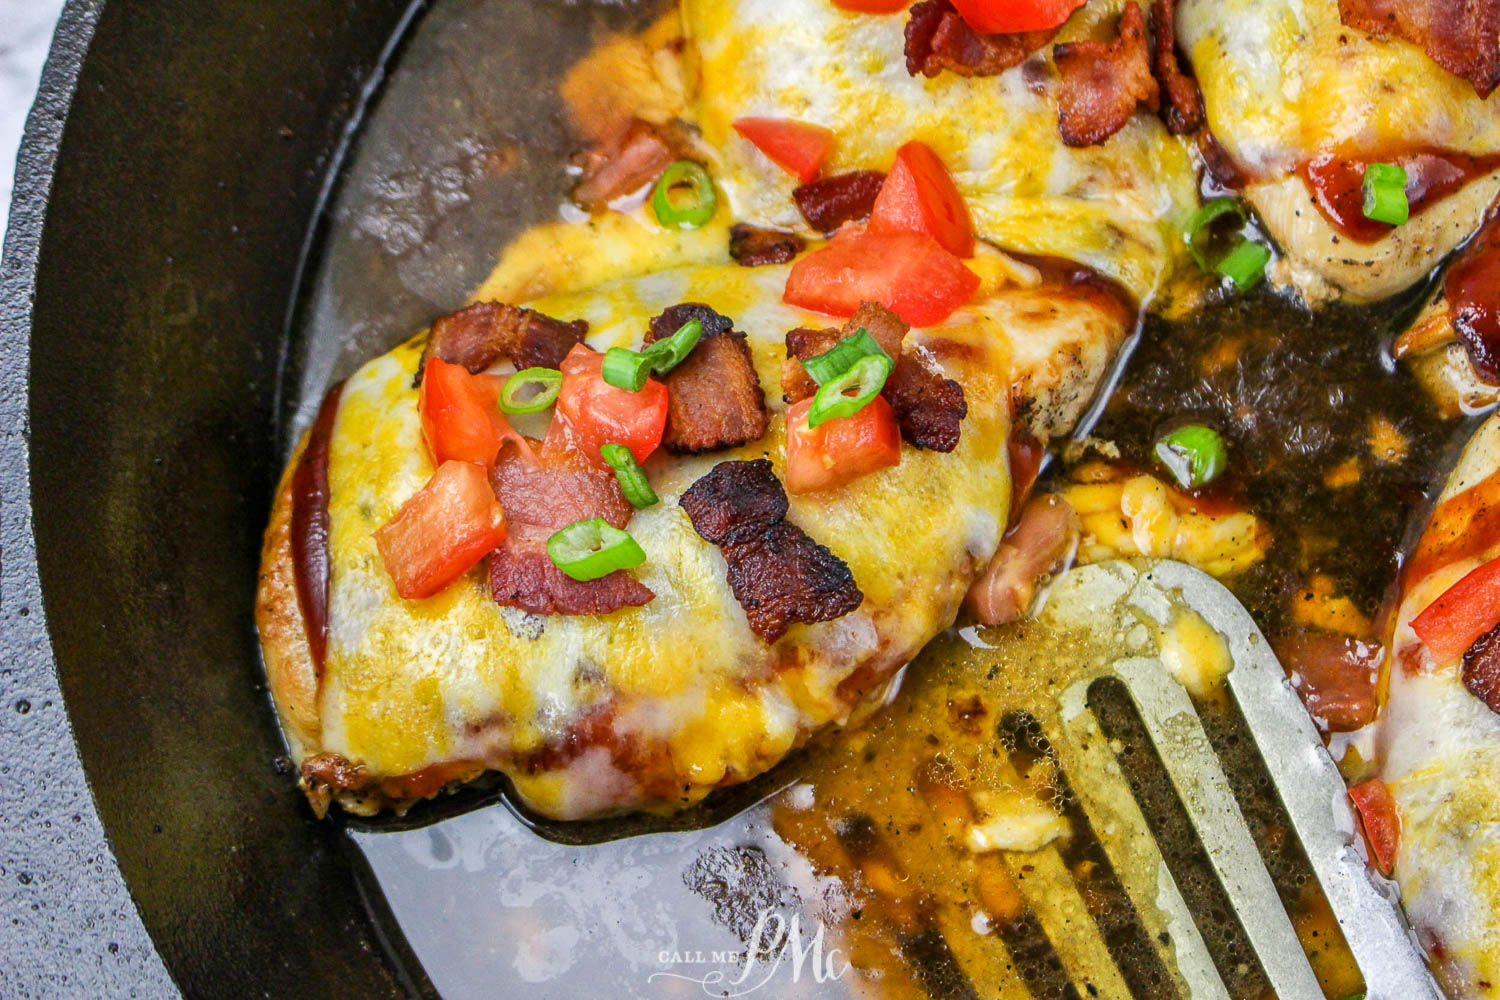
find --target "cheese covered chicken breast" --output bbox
[258,253,1131,819]
[683,0,1200,303]
[1378,413,1500,997]
[1178,0,1500,303]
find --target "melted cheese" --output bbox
[320,260,1068,819]
[679,0,1199,303]
[1381,412,1500,995]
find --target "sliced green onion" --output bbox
[1362,162,1410,226]
[808,354,894,429]
[652,160,717,230]
[1215,238,1272,290]
[497,367,562,414]
[602,347,654,392]
[802,328,890,385]
[1184,196,1247,272]
[546,518,646,582]
[642,319,703,375]
[601,443,659,509]
[1154,424,1229,490]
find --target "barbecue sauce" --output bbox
[290,384,343,673]
[1299,149,1500,244]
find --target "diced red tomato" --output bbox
[421,358,528,468]
[731,117,836,184]
[870,141,975,258]
[785,395,901,494]
[544,344,668,466]
[784,228,980,327]
[1349,778,1401,877]
[1410,554,1500,662]
[375,460,508,600]
[832,0,910,11]
[949,0,1087,33]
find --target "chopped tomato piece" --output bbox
[544,344,668,465]
[421,358,528,468]
[870,141,975,258]
[784,228,980,327]
[1410,554,1500,662]
[1349,778,1401,877]
[785,395,901,493]
[375,460,508,600]
[833,0,910,10]
[949,0,1086,33]
[731,117,836,184]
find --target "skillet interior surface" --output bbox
[17,0,455,995]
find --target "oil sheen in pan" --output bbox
[285,3,1462,999]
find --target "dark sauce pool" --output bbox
[1068,286,1463,641]
[282,3,1483,997]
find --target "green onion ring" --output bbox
[601,347,655,392]
[642,319,704,376]
[1362,162,1410,227]
[802,328,889,385]
[546,518,647,582]
[601,443,659,509]
[1154,424,1229,490]
[651,160,718,230]
[1215,238,1272,291]
[808,353,894,429]
[1184,196,1247,272]
[497,367,562,414]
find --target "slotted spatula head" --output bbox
[922,558,1441,1000]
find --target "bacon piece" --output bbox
[1462,622,1500,713]
[1339,0,1500,97]
[793,171,887,233]
[679,459,863,641]
[966,495,1080,625]
[1446,210,1500,382]
[729,224,805,267]
[782,303,967,452]
[1054,2,1159,148]
[646,304,769,454]
[488,442,654,616]
[1274,631,1382,732]
[905,0,1059,78]
[572,119,688,211]
[1151,0,1205,135]
[421,302,587,380]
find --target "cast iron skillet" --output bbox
[1,1,452,995]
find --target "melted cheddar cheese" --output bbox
[680,0,1199,304]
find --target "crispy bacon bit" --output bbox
[679,459,863,641]
[488,442,654,616]
[421,302,587,380]
[782,326,840,404]
[572,119,689,211]
[966,495,1080,625]
[1054,2,1159,148]
[729,224,806,267]
[905,0,1059,78]
[782,303,967,452]
[1462,622,1500,713]
[1150,0,1205,135]
[793,171,888,233]
[1274,630,1382,732]
[1446,210,1500,383]
[1339,0,1500,97]
[646,304,769,454]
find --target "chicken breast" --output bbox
[258,255,1130,820]
[681,0,1200,304]
[1178,0,1500,303]
[1380,412,1500,997]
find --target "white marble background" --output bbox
[1,0,67,241]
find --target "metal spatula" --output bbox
[918,558,1441,1000]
